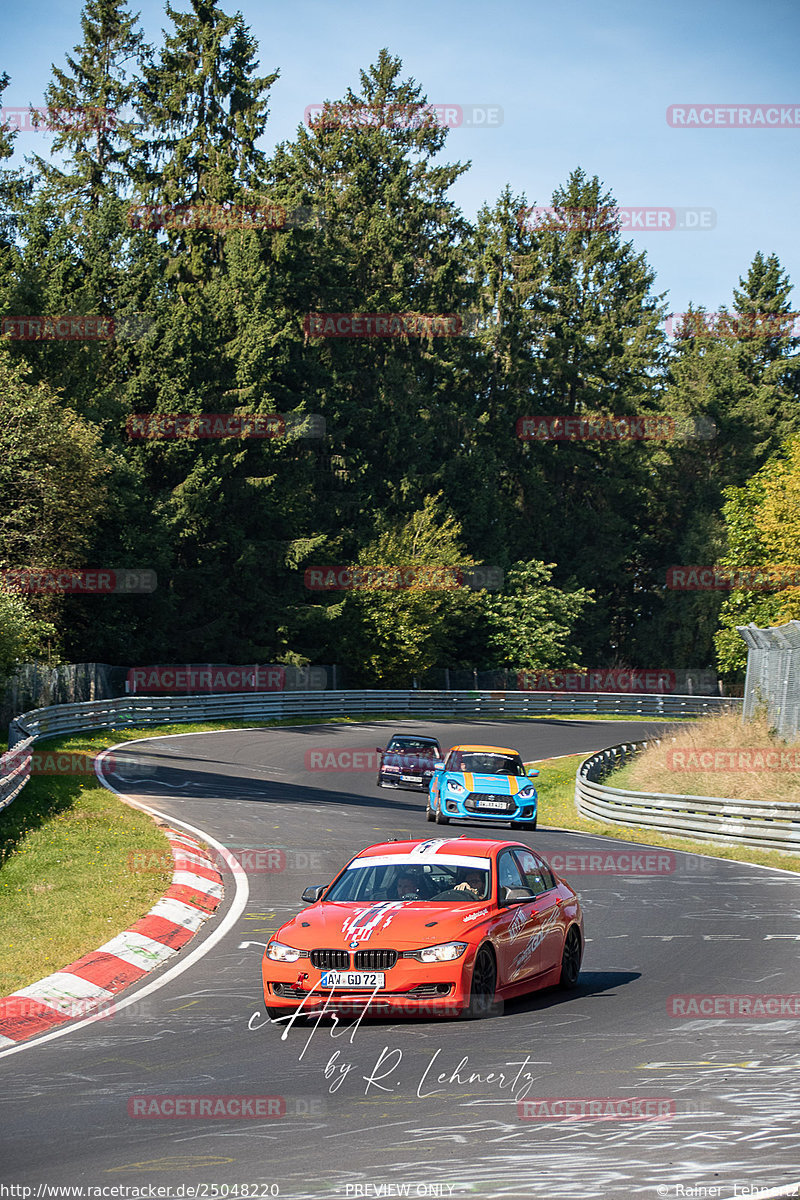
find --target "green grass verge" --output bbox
[531,752,800,874]
[0,728,185,993]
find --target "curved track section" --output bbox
[2,718,800,1200]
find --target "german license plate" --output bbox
[477,799,508,810]
[319,971,385,989]
[401,774,418,781]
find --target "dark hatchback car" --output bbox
[376,734,443,791]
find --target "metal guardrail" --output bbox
[7,689,736,749]
[576,740,800,853]
[0,738,33,813]
[1,687,736,819]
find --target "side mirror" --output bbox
[501,886,536,905]
[432,763,445,773]
[376,747,385,753]
[301,885,326,903]
[526,766,540,778]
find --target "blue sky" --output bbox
[2,0,798,312]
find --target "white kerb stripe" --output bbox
[0,1035,16,1048]
[171,850,215,871]
[171,871,223,897]
[12,973,115,1011]
[97,930,179,970]
[148,896,211,931]
[168,833,204,851]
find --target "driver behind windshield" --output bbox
[392,871,422,899]
[453,869,488,899]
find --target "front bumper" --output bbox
[379,771,433,790]
[262,952,474,1017]
[435,789,537,823]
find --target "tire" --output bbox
[559,926,582,989]
[425,800,435,822]
[466,947,499,1018]
[531,816,537,830]
[435,803,449,825]
[265,1007,287,1021]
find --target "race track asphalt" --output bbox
[2,718,799,1200]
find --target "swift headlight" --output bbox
[446,779,466,795]
[266,940,308,963]
[517,785,536,799]
[402,941,468,963]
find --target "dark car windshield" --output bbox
[324,860,491,903]
[447,751,526,776]
[387,738,441,755]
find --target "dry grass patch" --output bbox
[612,711,800,806]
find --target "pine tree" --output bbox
[34,0,145,210]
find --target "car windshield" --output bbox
[447,751,526,776]
[387,739,440,755]
[324,859,491,903]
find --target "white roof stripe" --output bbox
[348,854,491,869]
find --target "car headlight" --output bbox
[266,940,308,963]
[383,764,400,772]
[517,785,536,799]
[446,779,466,795]
[402,941,468,963]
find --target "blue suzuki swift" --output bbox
[427,744,539,829]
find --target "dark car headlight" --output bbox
[446,779,466,796]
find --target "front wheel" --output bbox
[559,926,582,989]
[466,947,499,1018]
[435,804,450,825]
[425,798,435,822]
